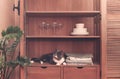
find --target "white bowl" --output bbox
[76,23,84,28]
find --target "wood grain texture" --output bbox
[107,78,120,79]
[107,0,120,78]
[27,66,61,79]
[26,39,99,63]
[64,66,99,79]
[26,16,96,36]
[20,0,26,79]
[25,0,98,11]
[100,0,107,79]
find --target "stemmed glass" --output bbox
[52,22,63,35]
[39,21,63,35]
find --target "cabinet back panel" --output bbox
[26,39,100,63]
[26,16,98,36]
[25,0,99,11]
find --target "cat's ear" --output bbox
[53,49,61,53]
[53,48,58,52]
[57,49,63,53]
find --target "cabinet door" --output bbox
[64,66,99,79]
[27,66,61,79]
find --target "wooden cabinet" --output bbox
[26,64,99,79]
[20,0,107,79]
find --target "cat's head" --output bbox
[53,49,65,60]
[52,49,66,65]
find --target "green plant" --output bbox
[0,26,30,79]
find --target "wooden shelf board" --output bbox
[26,36,100,39]
[28,63,100,67]
[26,11,100,17]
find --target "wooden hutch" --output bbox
[20,0,107,79]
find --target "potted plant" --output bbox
[0,26,30,79]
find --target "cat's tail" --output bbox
[30,58,41,63]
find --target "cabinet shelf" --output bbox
[29,63,99,67]
[26,36,100,39]
[26,11,100,17]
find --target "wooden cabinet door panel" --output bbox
[27,66,61,79]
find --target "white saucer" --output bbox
[71,32,89,36]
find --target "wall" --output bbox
[0,0,20,79]
[0,0,15,37]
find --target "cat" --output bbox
[30,49,67,65]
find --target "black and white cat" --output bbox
[30,49,67,65]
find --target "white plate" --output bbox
[71,33,89,36]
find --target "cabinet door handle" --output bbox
[41,66,47,69]
[77,66,84,69]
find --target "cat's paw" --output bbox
[40,61,43,64]
[56,63,60,65]
[30,60,34,63]
[63,62,66,65]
